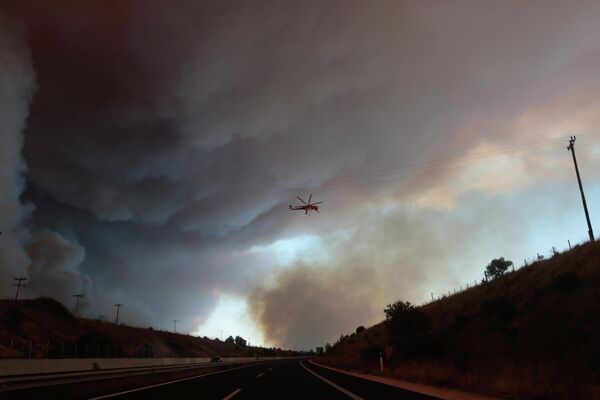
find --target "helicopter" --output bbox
[289,194,322,215]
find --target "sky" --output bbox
[2,0,600,350]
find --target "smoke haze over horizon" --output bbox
[2,1,600,349]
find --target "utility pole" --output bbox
[568,136,595,242]
[73,294,83,314]
[114,304,123,324]
[173,320,177,333]
[13,277,27,301]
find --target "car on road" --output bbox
[210,356,222,363]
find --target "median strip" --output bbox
[299,360,365,400]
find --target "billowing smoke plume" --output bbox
[0,16,35,287]
[1,1,600,345]
[250,186,583,349]
[0,15,93,309]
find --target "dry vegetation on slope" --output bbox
[320,241,600,400]
[0,298,297,360]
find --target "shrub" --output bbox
[361,343,383,360]
[384,300,431,359]
[485,257,513,279]
[234,336,247,347]
[356,326,366,334]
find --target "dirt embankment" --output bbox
[320,241,600,400]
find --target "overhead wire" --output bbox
[191,135,600,214]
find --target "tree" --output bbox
[485,257,513,279]
[356,326,366,335]
[384,300,431,359]
[225,335,235,345]
[324,343,332,353]
[234,335,247,347]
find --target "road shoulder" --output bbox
[308,360,504,400]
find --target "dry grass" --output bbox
[321,241,600,399]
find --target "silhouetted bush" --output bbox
[356,326,366,334]
[234,336,247,347]
[485,257,513,279]
[361,343,383,360]
[384,300,431,359]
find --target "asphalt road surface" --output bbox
[90,359,441,400]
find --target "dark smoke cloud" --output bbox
[0,15,35,285]
[1,1,600,345]
[0,15,93,309]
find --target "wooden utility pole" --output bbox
[568,136,595,242]
[13,277,27,301]
[73,294,83,314]
[114,304,123,324]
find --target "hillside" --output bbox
[0,298,296,360]
[320,241,600,400]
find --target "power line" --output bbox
[208,137,574,204]
[192,137,600,214]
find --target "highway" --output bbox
[85,359,440,400]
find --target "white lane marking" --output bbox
[222,388,242,400]
[87,365,255,399]
[257,372,264,378]
[299,360,365,400]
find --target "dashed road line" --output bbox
[87,364,256,400]
[222,388,242,400]
[257,372,264,378]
